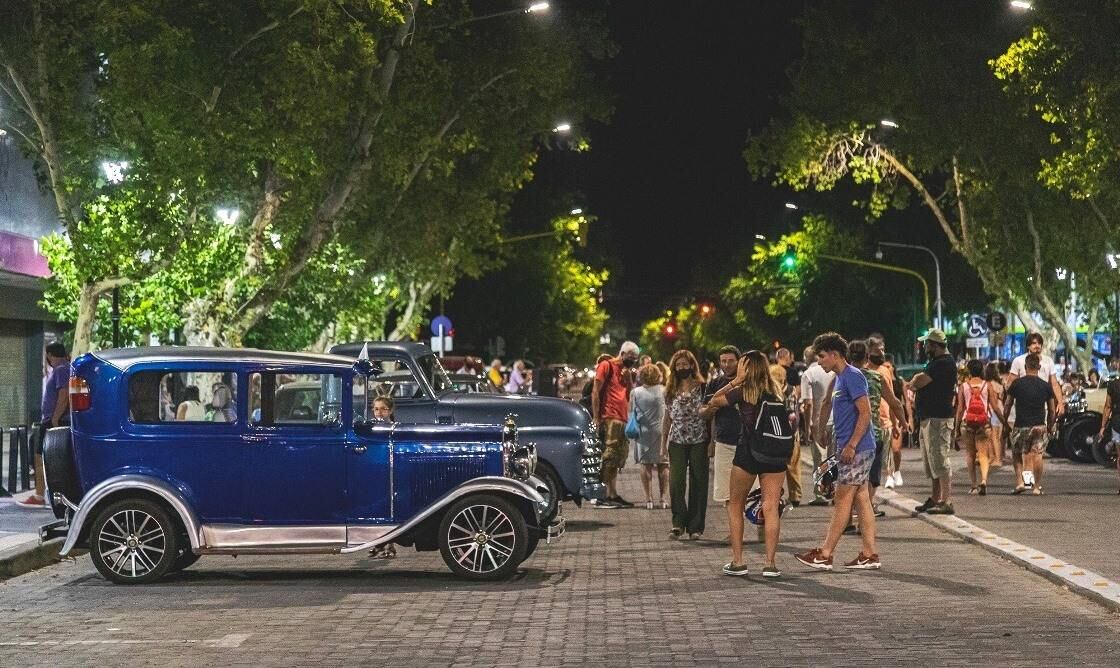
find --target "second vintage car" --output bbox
[41,347,560,584]
[330,342,605,522]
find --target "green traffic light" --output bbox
[782,255,796,268]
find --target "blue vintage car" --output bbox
[329,342,605,522]
[39,347,560,584]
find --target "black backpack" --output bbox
[750,391,795,466]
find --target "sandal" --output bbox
[968,487,978,495]
[979,483,986,496]
[1012,486,1027,495]
[1032,487,1044,496]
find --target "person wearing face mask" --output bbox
[591,341,640,508]
[662,350,709,540]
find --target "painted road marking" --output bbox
[878,489,1120,612]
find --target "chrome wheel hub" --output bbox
[447,504,516,574]
[98,509,166,578]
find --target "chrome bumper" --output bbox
[39,518,69,544]
[546,514,565,544]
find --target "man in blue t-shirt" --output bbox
[795,332,881,571]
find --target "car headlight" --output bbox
[502,415,535,480]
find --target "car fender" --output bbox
[60,474,202,557]
[339,475,547,554]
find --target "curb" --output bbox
[878,489,1120,613]
[0,535,64,580]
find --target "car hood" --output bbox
[444,392,591,432]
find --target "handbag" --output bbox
[624,400,642,440]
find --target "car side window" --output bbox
[370,359,426,401]
[249,372,343,426]
[128,371,238,424]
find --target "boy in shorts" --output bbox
[795,332,881,571]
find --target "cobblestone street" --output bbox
[2,458,1120,666]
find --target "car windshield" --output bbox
[417,354,453,396]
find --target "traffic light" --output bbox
[664,322,677,337]
[781,249,798,270]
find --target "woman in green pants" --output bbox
[662,350,709,540]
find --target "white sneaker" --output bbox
[894,471,904,487]
[1022,471,1034,488]
[883,475,895,489]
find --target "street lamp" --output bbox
[880,119,900,129]
[527,2,550,12]
[570,208,583,215]
[784,202,799,210]
[755,234,767,241]
[1010,1,1033,9]
[878,241,943,330]
[553,123,572,133]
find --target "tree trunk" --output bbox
[71,285,100,356]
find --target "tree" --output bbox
[3,1,614,353]
[446,214,609,365]
[744,1,1114,370]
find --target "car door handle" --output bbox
[351,445,368,454]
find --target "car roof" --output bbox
[330,341,434,358]
[93,346,355,371]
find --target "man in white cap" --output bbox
[909,329,958,515]
[591,341,640,508]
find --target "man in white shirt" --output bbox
[1006,332,1064,488]
[1007,332,1065,414]
[801,345,836,506]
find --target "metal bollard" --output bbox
[5,427,16,495]
[17,426,31,491]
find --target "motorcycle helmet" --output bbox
[744,488,790,526]
[813,455,839,500]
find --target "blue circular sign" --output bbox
[430,315,453,336]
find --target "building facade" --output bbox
[0,132,64,426]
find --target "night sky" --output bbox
[582,0,806,324]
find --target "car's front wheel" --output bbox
[438,494,528,580]
[535,462,563,525]
[89,498,179,584]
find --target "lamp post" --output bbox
[877,241,943,330]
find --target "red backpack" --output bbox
[963,381,989,428]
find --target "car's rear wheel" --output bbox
[1093,433,1117,468]
[438,494,527,581]
[89,499,178,584]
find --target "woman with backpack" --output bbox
[954,359,1007,495]
[703,349,789,578]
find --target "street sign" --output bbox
[986,312,1007,332]
[430,315,453,337]
[967,314,989,338]
[966,336,988,349]
[431,336,453,354]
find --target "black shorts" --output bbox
[869,439,885,487]
[733,442,787,476]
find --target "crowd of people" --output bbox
[584,329,1120,577]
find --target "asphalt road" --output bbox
[2,456,1119,666]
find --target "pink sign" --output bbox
[0,230,51,278]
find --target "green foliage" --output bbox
[742,1,1116,366]
[3,0,615,352]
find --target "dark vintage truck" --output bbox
[330,342,604,521]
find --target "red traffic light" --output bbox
[664,323,676,337]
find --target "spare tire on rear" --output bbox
[43,427,82,519]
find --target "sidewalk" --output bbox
[0,492,63,579]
